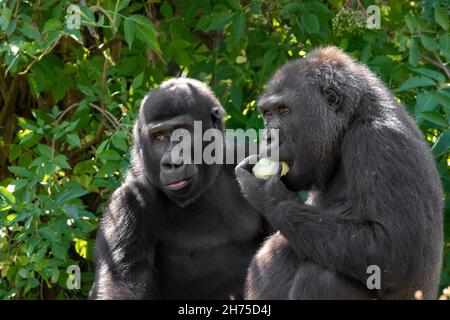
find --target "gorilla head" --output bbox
[258,46,384,191]
[133,78,225,207]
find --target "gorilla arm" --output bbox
[90,181,158,299]
[236,124,425,287]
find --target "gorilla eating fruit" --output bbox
[236,47,443,300]
[90,78,267,299]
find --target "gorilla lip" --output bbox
[166,178,192,191]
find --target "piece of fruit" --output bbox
[252,158,290,180]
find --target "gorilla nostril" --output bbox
[173,162,182,169]
[162,162,173,170]
[162,161,183,171]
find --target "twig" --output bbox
[420,54,450,80]
[89,103,120,129]
[0,70,8,98]
[18,35,62,75]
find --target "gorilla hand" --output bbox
[235,155,300,215]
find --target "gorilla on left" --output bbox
[90,78,267,299]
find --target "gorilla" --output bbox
[236,47,443,300]
[90,78,268,299]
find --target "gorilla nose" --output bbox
[161,153,184,171]
[161,160,183,171]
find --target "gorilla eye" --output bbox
[152,132,168,142]
[324,88,341,108]
[277,105,290,115]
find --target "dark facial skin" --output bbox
[138,81,223,207]
[257,71,348,191]
[145,114,201,205]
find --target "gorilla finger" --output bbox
[236,154,260,173]
[235,165,255,181]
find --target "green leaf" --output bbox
[431,91,450,108]
[26,237,40,257]
[282,3,302,17]
[432,130,450,156]
[79,6,96,25]
[420,34,438,51]
[301,13,320,34]
[128,15,160,52]
[115,0,131,12]
[38,144,53,157]
[233,12,245,42]
[38,227,59,242]
[8,166,34,179]
[64,119,80,132]
[226,0,241,11]
[53,154,71,169]
[172,39,191,49]
[360,43,372,63]
[420,112,448,127]
[0,186,15,204]
[8,144,21,161]
[43,18,62,33]
[173,48,190,66]
[20,22,41,40]
[29,156,46,168]
[112,137,128,152]
[51,242,68,260]
[0,7,11,31]
[131,72,144,89]
[231,84,243,110]
[160,2,173,18]
[396,76,436,92]
[434,5,449,30]
[66,133,81,148]
[408,37,420,66]
[97,149,121,161]
[411,67,446,83]
[307,2,332,17]
[123,18,135,49]
[206,12,236,31]
[405,12,416,33]
[55,187,88,205]
[439,34,450,60]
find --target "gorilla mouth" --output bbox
[166,178,192,191]
[285,160,294,168]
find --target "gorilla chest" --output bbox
[153,203,262,298]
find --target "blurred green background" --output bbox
[0,0,449,299]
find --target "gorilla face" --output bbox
[257,62,351,192]
[136,79,225,207]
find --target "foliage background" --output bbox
[0,0,449,299]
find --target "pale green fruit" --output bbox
[252,158,290,180]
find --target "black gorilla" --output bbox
[90,78,267,299]
[236,47,443,300]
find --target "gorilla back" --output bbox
[90,78,267,299]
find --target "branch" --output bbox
[420,53,450,80]
[0,76,20,127]
[0,69,8,98]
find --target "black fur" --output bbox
[236,47,443,300]
[90,78,267,299]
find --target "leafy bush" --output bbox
[0,0,449,299]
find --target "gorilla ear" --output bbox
[211,106,225,129]
[323,87,341,111]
